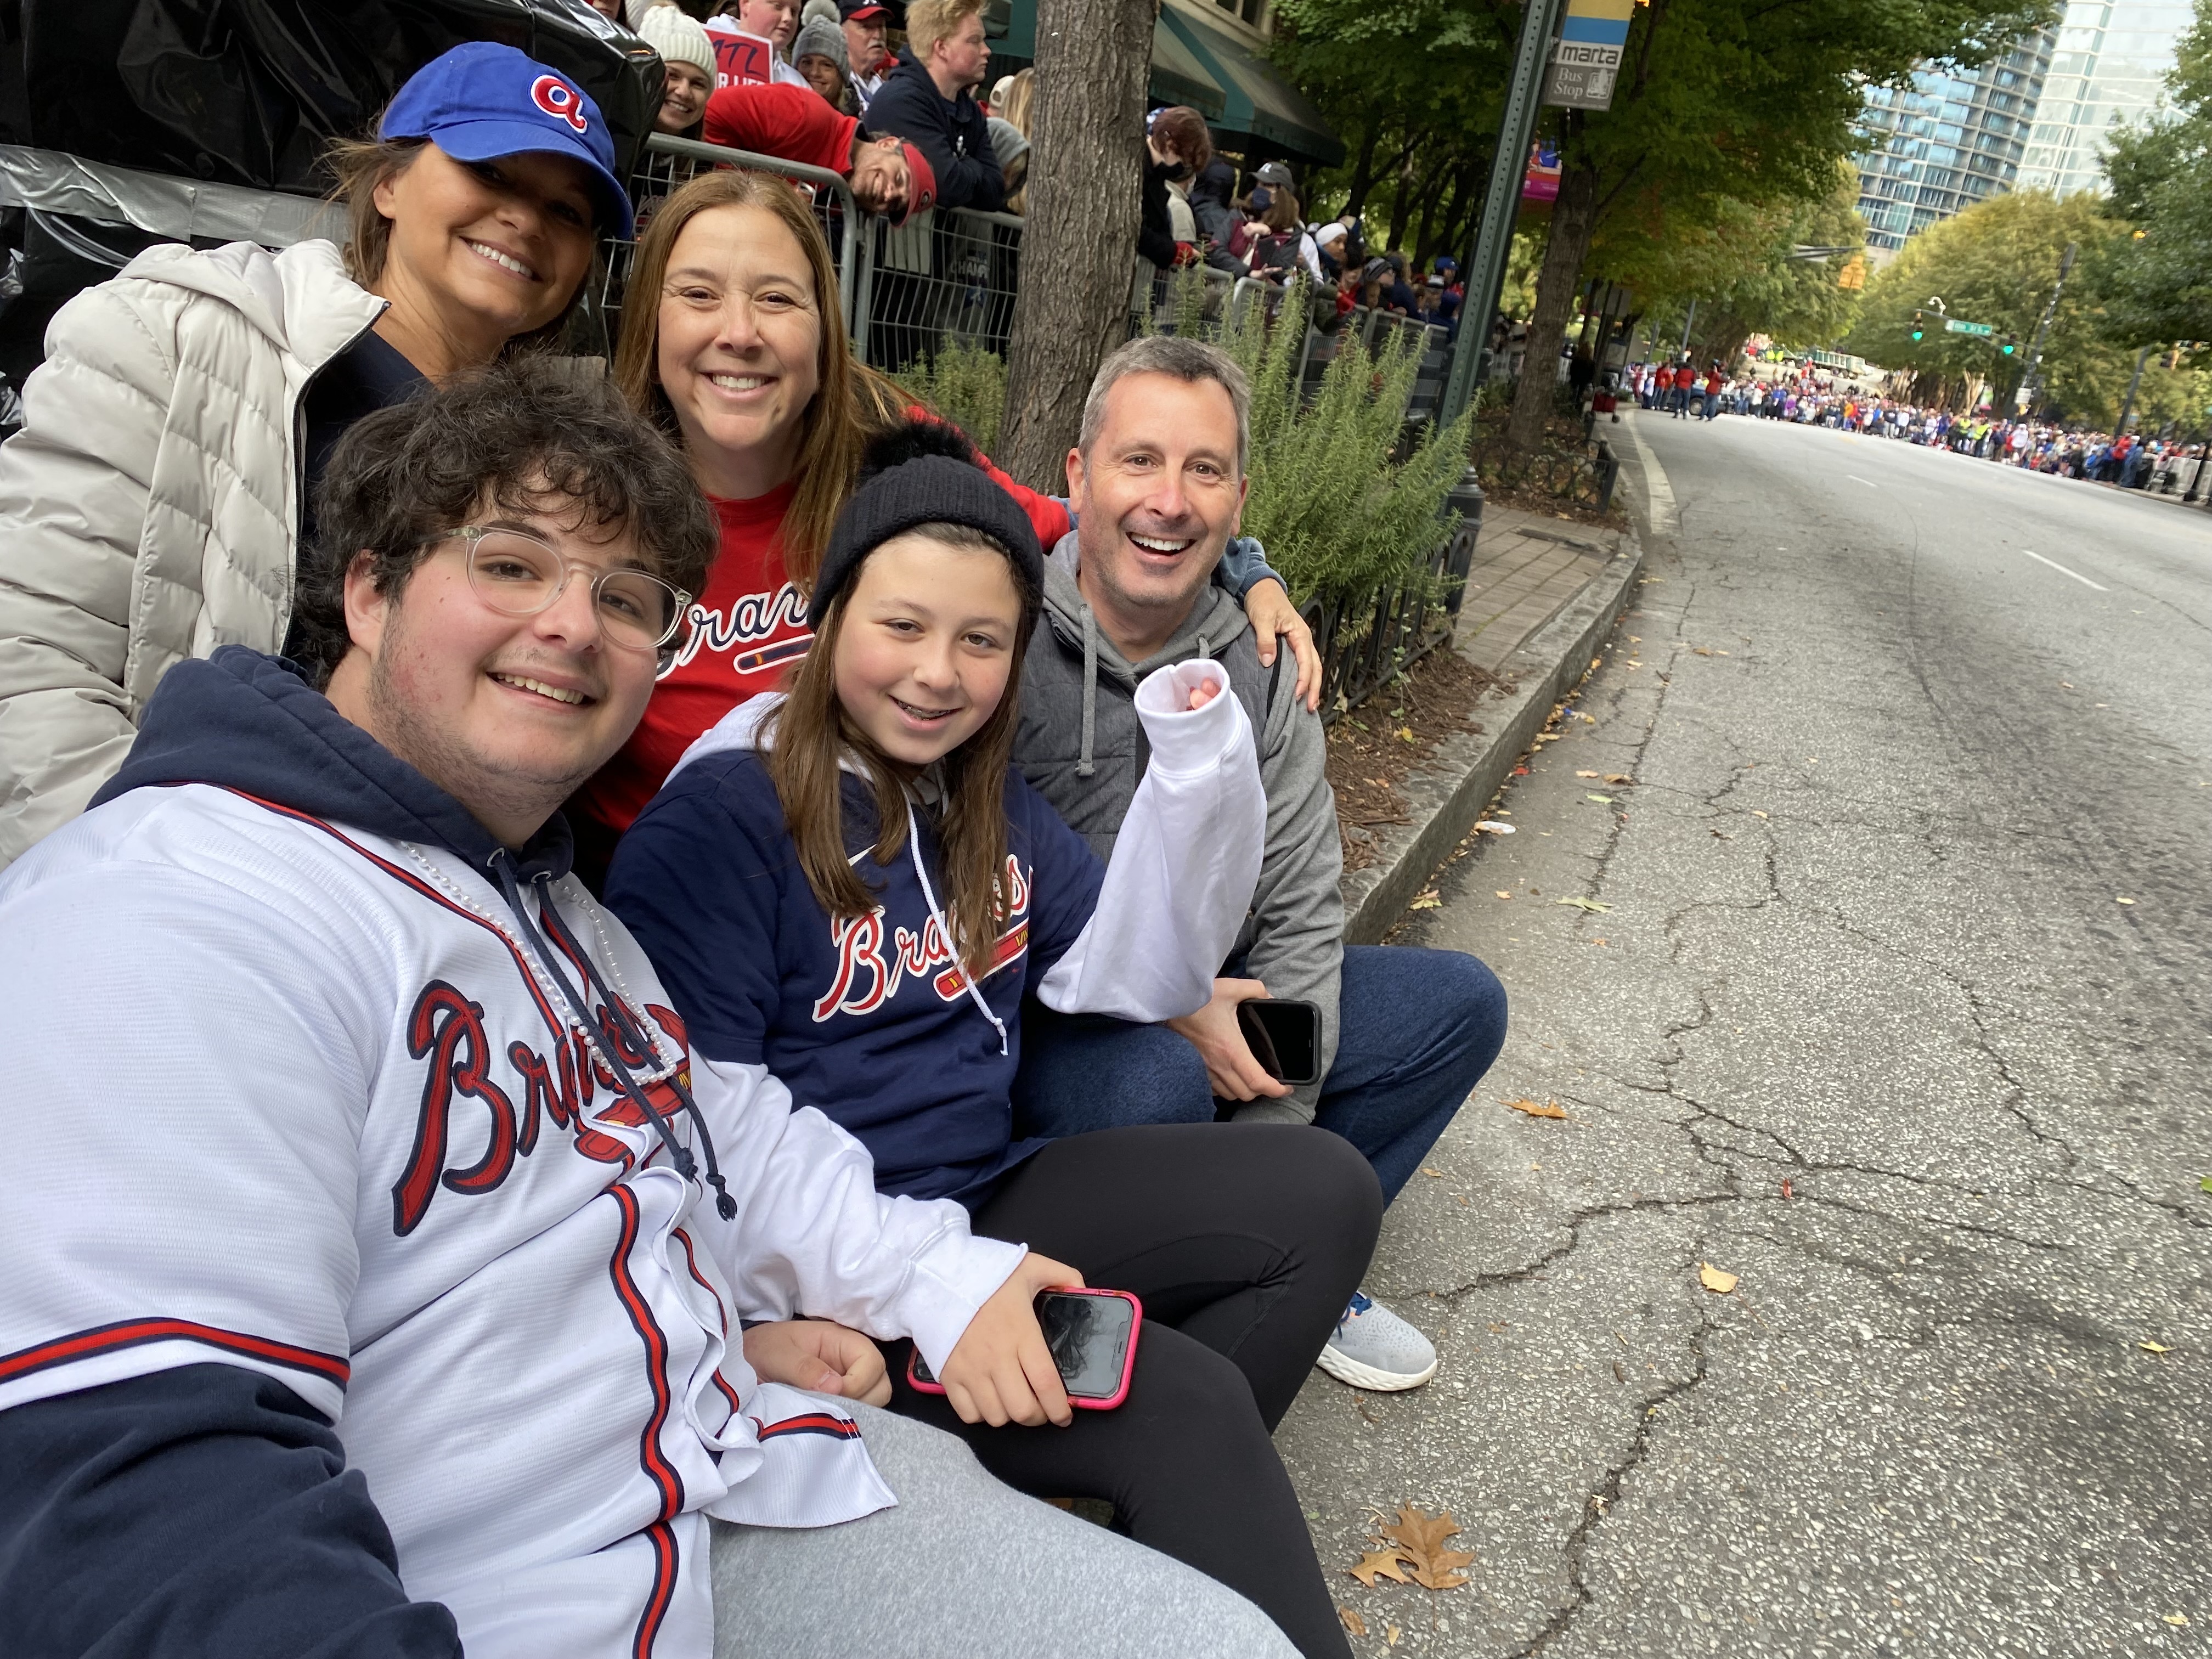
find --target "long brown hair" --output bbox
[763,523,1034,977]
[612,169,905,586]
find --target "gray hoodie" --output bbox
[1012,533,1344,1120]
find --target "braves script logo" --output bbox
[392,983,690,1235]
[530,74,590,135]
[662,582,812,681]
[812,855,1032,1023]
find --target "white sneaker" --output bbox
[1317,1291,1438,1391]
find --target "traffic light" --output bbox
[1910,311,1925,342]
[2000,335,2017,355]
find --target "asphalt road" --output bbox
[1276,408,2212,1658]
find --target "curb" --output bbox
[1340,538,1646,943]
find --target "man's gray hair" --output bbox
[1077,336,1251,476]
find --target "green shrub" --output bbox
[891,341,1007,456]
[1217,278,1474,606]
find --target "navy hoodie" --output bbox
[604,720,1104,1205]
[0,646,583,1659]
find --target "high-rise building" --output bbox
[1855,35,2053,259]
[2018,0,2193,197]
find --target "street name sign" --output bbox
[1944,319,1995,336]
[1542,0,1632,110]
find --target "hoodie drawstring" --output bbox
[902,797,1010,1057]
[1076,608,1099,778]
[490,854,738,1220]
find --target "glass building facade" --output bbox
[2018,0,2193,198]
[1856,36,2054,257]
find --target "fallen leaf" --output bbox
[1408,889,1442,911]
[1506,1097,1569,1120]
[1380,1505,1476,1591]
[1576,769,1601,778]
[2140,1340,2173,1354]
[1781,1178,1793,1199]
[1692,646,1713,656]
[2201,1176,2212,1194]
[1699,1262,1739,1295]
[1421,1166,1443,1177]
[1750,810,1769,819]
[1612,1359,1627,1382]
[2165,1612,2191,1627]
[1557,896,1612,912]
[1339,1606,1368,1638]
[2116,896,2135,905]
[1397,727,1416,743]
[1347,1548,1413,1588]
[1494,890,1513,900]
[1585,793,1616,804]
[1511,765,1529,776]
[1472,820,1515,834]
[1604,774,1633,785]
[1385,1624,1401,1647]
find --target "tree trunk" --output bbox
[996,0,1154,489]
[1503,160,1599,451]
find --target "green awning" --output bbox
[1149,19,1226,120]
[994,1,1225,119]
[1158,3,1343,167]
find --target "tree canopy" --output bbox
[1842,189,2210,428]
[2097,0,2212,346]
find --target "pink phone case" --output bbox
[907,1288,1144,1410]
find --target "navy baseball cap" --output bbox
[381,43,634,239]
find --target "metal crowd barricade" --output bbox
[859,203,1023,373]
[599,133,864,353]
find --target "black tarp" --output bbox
[21,0,662,194]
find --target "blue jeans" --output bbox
[1011,946,1508,1206]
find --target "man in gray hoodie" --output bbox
[1009,335,1508,1394]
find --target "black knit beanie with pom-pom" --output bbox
[808,421,1046,627]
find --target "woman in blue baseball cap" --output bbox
[0,43,632,868]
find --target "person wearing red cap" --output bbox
[839,0,895,114]
[703,80,938,224]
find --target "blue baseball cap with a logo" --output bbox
[381,42,634,239]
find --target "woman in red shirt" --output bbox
[577,169,1312,857]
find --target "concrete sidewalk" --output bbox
[1343,502,1643,943]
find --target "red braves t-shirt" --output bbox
[703,83,857,172]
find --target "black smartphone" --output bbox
[1235,997,1322,1086]
[907,1289,1144,1408]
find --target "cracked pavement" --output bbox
[1275,411,2212,1657]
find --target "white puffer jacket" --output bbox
[0,238,383,868]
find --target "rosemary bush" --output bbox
[890,340,1007,456]
[1216,277,1474,606]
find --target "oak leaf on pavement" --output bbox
[1699,1262,1739,1294]
[1380,1506,1476,1590]
[1507,1098,1570,1120]
[1347,1548,1412,1587]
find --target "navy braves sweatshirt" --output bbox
[603,670,1266,1206]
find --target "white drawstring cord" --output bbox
[903,797,1010,1056]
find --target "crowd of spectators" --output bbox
[1621,358,2207,491]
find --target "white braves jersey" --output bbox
[0,784,1023,1658]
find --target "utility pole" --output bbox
[2015,241,2077,416]
[1677,298,1697,357]
[1436,0,1565,426]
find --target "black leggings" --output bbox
[885,1123,1381,1659]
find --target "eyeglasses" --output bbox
[426,526,692,653]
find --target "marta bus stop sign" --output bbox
[1543,0,1633,110]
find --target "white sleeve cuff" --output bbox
[1132,659,1247,775]
[898,1231,1028,1376]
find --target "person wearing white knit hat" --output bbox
[635,4,718,136]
